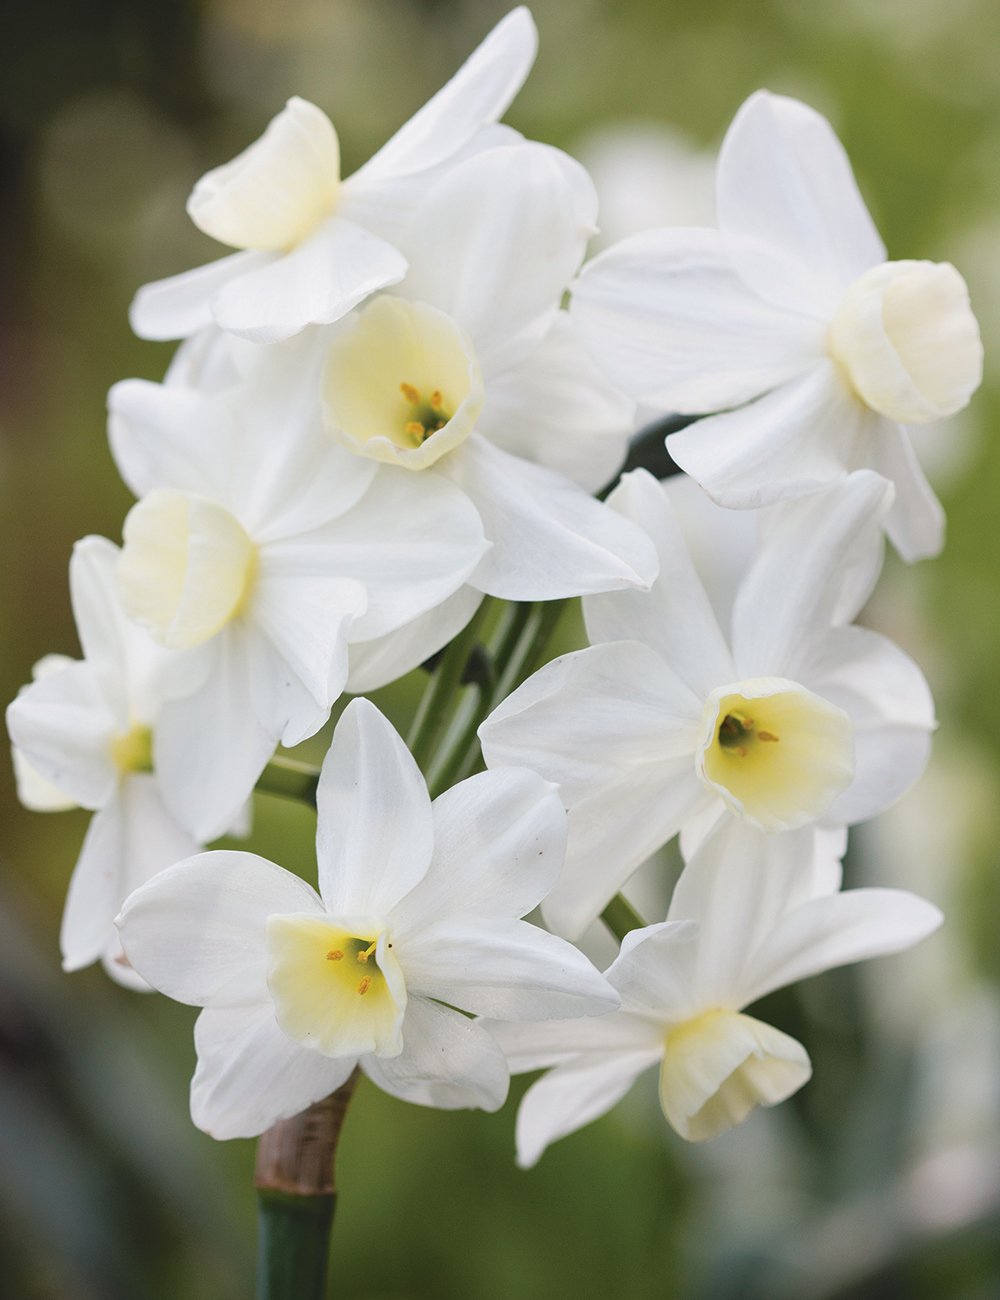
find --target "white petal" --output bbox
[108,379,232,502]
[541,760,713,942]
[116,849,322,1006]
[316,699,433,916]
[250,547,364,712]
[62,775,200,973]
[480,641,703,801]
[347,7,537,188]
[866,418,945,562]
[716,91,885,317]
[6,662,117,810]
[400,915,618,1020]
[667,817,845,1007]
[129,251,270,341]
[808,625,935,826]
[390,767,566,934]
[191,1003,356,1139]
[399,142,591,376]
[731,469,894,680]
[583,469,736,698]
[513,1050,661,1168]
[361,995,509,1111]
[571,226,823,412]
[210,216,408,344]
[345,585,483,695]
[445,435,657,600]
[741,887,943,1007]
[665,361,868,509]
[605,920,701,1020]
[475,312,634,493]
[483,1010,663,1072]
[153,629,279,841]
[10,746,78,811]
[317,464,489,644]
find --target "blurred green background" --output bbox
[2,0,1000,1296]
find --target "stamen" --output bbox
[326,949,344,961]
[357,939,378,964]
[400,383,421,403]
[357,977,371,995]
[405,421,425,437]
[758,731,779,742]
[429,390,443,409]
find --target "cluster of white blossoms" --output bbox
[6,8,981,1157]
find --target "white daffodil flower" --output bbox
[480,467,935,939]
[108,327,489,842]
[6,537,201,990]
[116,699,619,1139]
[484,816,942,1164]
[129,8,538,345]
[571,90,984,562]
[315,141,654,691]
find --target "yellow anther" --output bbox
[758,731,779,743]
[400,383,421,404]
[429,390,443,409]
[326,949,343,961]
[357,976,371,996]
[357,939,378,964]
[405,420,425,437]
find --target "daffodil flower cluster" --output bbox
[6,6,977,1163]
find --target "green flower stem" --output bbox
[255,1069,360,1300]
[407,598,492,773]
[255,754,321,807]
[600,894,647,943]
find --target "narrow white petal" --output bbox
[481,641,702,801]
[665,361,867,510]
[731,469,894,680]
[741,887,943,1007]
[571,226,823,412]
[211,217,407,344]
[191,1003,356,1139]
[541,761,713,942]
[866,418,945,562]
[316,699,434,916]
[345,586,483,695]
[348,8,537,188]
[583,469,736,698]
[400,915,618,1020]
[63,775,200,975]
[400,142,591,376]
[604,920,701,1020]
[128,251,270,341]
[483,1011,663,1073]
[446,435,658,600]
[108,379,232,503]
[151,631,277,841]
[391,767,566,934]
[514,1051,661,1168]
[716,90,885,317]
[116,850,322,1007]
[476,312,634,493]
[6,662,117,811]
[11,746,78,811]
[361,995,509,1111]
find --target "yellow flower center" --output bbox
[322,296,484,470]
[111,724,153,774]
[265,914,406,1058]
[697,677,855,833]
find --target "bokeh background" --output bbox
[2,0,1000,1296]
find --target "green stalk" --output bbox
[255,754,320,807]
[407,598,492,772]
[255,1069,360,1300]
[600,895,647,943]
